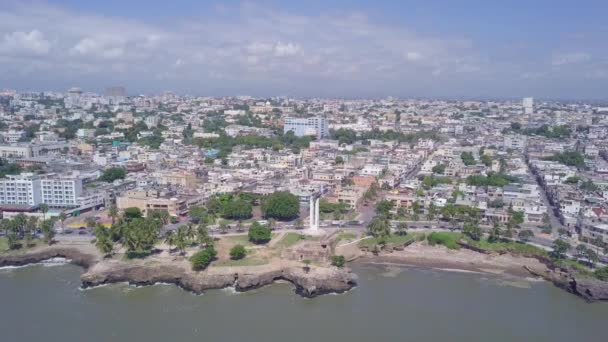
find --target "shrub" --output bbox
[331,255,346,268]
[595,266,608,281]
[190,247,217,270]
[427,232,460,250]
[230,244,247,260]
[248,222,272,244]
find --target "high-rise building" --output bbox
[0,173,82,208]
[105,86,127,97]
[523,97,534,115]
[283,116,329,139]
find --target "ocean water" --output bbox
[0,263,606,342]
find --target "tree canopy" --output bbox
[261,191,300,220]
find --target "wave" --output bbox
[0,257,71,271]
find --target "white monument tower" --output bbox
[305,193,324,235]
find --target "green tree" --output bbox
[375,200,394,217]
[335,156,344,164]
[100,167,127,182]
[94,224,114,256]
[395,222,407,236]
[367,215,391,238]
[108,205,119,225]
[173,226,190,254]
[518,229,534,242]
[196,224,213,247]
[551,239,571,260]
[411,201,420,221]
[463,222,482,241]
[164,231,177,253]
[230,244,247,260]
[149,209,170,225]
[222,199,252,220]
[123,207,143,221]
[432,163,447,174]
[24,216,38,247]
[6,230,20,250]
[248,222,272,244]
[40,219,55,245]
[190,247,217,270]
[488,222,502,243]
[58,211,67,228]
[427,202,436,221]
[261,191,300,220]
[39,203,49,221]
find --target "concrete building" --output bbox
[0,173,82,208]
[523,97,534,115]
[283,116,329,139]
[0,174,41,206]
[116,189,188,217]
[145,116,159,128]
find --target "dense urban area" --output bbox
[1,87,608,285]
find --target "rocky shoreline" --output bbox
[3,243,608,302]
[0,246,356,298]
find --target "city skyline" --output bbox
[1,0,608,99]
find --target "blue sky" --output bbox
[1,0,607,99]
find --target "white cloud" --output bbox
[0,30,51,56]
[9,2,604,97]
[551,52,591,66]
[405,51,422,61]
[273,42,301,57]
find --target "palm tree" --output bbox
[108,205,119,225]
[94,224,113,257]
[427,202,436,221]
[24,216,38,247]
[196,224,213,247]
[396,222,407,236]
[174,226,188,254]
[58,212,67,229]
[185,223,196,241]
[164,231,176,253]
[40,219,55,245]
[13,214,27,236]
[40,203,49,221]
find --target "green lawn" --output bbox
[0,237,44,254]
[273,233,306,250]
[427,232,462,250]
[359,233,422,248]
[213,249,269,267]
[335,231,358,243]
[425,231,550,256]
[0,237,8,253]
[465,238,549,258]
[220,235,254,247]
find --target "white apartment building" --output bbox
[145,116,159,128]
[2,130,25,143]
[523,97,534,115]
[0,173,83,208]
[40,177,83,207]
[0,174,41,206]
[283,116,329,139]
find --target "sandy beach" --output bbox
[353,242,550,278]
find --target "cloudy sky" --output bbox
[1,0,607,99]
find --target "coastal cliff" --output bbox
[524,265,608,302]
[0,246,356,298]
